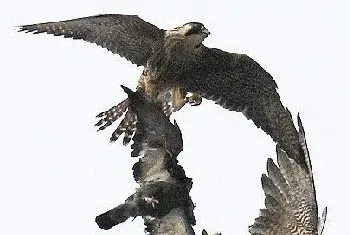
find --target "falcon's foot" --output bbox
[95,99,138,145]
[162,92,202,116]
[187,93,202,106]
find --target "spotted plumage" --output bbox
[19,14,302,165]
[249,117,327,235]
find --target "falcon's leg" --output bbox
[186,93,202,106]
[163,86,202,115]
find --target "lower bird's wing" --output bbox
[249,117,327,235]
[19,14,165,66]
[183,46,304,166]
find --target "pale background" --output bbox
[1,1,349,234]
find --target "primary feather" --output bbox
[249,117,327,235]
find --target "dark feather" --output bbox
[183,47,304,167]
[18,14,165,66]
[121,86,183,158]
[249,119,326,235]
[95,199,137,230]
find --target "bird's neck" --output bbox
[147,37,202,76]
[164,36,202,56]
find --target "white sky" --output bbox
[1,1,349,234]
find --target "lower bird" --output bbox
[19,14,304,166]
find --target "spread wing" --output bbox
[18,14,165,66]
[183,47,304,167]
[249,117,327,235]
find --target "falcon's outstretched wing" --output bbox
[18,14,165,66]
[183,47,304,166]
[249,117,327,235]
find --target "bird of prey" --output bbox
[19,14,304,166]
[249,117,327,235]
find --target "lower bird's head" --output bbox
[166,22,210,48]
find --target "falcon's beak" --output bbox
[201,27,210,36]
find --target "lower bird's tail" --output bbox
[95,201,137,230]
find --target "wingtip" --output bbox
[16,25,26,32]
[297,113,305,137]
[266,158,276,173]
[16,23,34,33]
[261,173,268,186]
[318,206,328,235]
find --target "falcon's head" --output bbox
[166,22,210,48]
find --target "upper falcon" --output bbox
[19,14,304,166]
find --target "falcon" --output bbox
[249,117,327,235]
[19,14,304,166]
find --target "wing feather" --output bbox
[19,14,165,66]
[249,119,326,235]
[183,47,304,167]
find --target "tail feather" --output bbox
[95,98,128,131]
[95,202,137,230]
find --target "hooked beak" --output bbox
[201,27,210,36]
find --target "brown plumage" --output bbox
[249,117,327,235]
[19,14,302,165]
